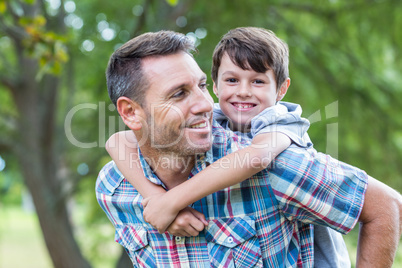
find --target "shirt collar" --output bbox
[137,146,213,187]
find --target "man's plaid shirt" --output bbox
[96,119,367,267]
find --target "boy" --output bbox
[107,27,350,266]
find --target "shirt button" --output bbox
[227,237,234,243]
[175,236,182,242]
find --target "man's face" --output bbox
[140,52,214,156]
[214,53,280,132]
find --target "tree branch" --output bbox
[37,0,51,22]
[6,0,22,24]
[131,0,153,37]
[278,0,385,18]
[0,18,27,43]
[0,77,18,94]
[0,134,15,154]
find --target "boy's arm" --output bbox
[142,132,291,232]
[106,131,208,236]
[106,131,166,197]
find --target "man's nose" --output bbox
[191,88,213,115]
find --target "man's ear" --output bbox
[116,96,145,131]
[213,82,219,97]
[276,78,290,102]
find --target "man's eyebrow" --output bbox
[165,81,189,95]
[200,73,207,82]
[165,74,208,95]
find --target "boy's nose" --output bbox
[236,84,252,98]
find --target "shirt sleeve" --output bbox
[250,102,313,148]
[266,145,368,234]
[95,161,145,227]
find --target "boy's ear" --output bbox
[213,82,219,97]
[116,96,145,131]
[276,78,290,102]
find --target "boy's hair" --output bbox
[211,27,289,91]
[106,31,196,106]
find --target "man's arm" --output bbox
[260,145,401,266]
[356,176,402,267]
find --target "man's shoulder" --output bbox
[275,145,368,180]
[276,146,332,167]
[95,160,125,196]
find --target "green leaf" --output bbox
[54,41,69,63]
[165,0,179,7]
[33,15,46,27]
[19,17,32,26]
[0,1,6,14]
[22,0,35,4]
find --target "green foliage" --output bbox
[19,15,69,79]
[0,1,6,14]
[165,0,179,6]
[0,171,23,205]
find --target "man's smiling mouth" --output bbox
[190,122,207,129]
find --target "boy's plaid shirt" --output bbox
[96,120,367,267]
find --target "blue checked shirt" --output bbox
[96,119,368,267]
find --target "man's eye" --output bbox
[226,78,237,83]
[172,90,185,98]
[199,83,209,90]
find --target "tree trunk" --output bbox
[116,249,132,268]
[13,99,92,267]
[11,54,91,267]
[20,162,91,268]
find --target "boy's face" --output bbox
[214,53,288,132]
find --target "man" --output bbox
[96,30,402,267]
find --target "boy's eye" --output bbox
[253,79,265,84]
[226,78,238,83]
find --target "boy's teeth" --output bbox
[190,122,207,128]
[236,104,253,108]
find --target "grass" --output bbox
[0,204,52,268]
[0,204,121,268]
[0,204,401,267]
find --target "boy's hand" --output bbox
[142,194,208,234]
[142,193,177,232]
[166,207,208,237]
[142,193,208,236]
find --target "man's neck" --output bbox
[140,149,196,190]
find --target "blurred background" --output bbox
[0,0,401,267]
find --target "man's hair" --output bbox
[211,27,289,91]
[106,31,196,106]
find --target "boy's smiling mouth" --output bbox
[231,102,256,111]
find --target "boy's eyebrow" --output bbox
[221,71,237,76]
[221,70,271,76]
